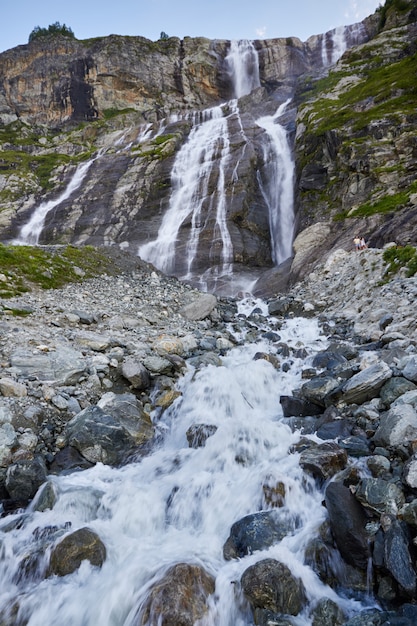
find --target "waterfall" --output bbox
[138,104,235,280]
[256,100,295,265]
[321,25,347,66]
[225,40,261,99]
[13,155,99,246]
[0,313,371,625]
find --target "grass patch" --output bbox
[102,108,136,120]
[383,244,417,278]
[301,51,417,134]
[0,244,112,298]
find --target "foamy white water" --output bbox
[138,104,234,278]
[14,156,99,246]
[225,40,261,99]
[0,316,369,625]
[256,100,295,264]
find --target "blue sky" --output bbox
[1,0,382,54]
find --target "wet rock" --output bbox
[97,392,154,446]
[367,455,391,478]
[223,510,295,560]
[139,563,215,626]
[186,424,218,448]
[5,455,48,501]
[65,405,136,465]
[400,499,417,526]
[49,446,94,474]
[373,404,417,448]
[338,435,371,457]
[311,597,345,626]
[49,527,106,576]
[299,442,348,480]
[355,477,405,516]
[341,361,392,405]
[280,395,323,417]
[142,355,174,375]
[299,375,341,407]
[312,351,348,371]
[384,520,416,597]
[316,418,353,440]
[324,481,370,570]
[379,377,417,408]
[241,558,306,616]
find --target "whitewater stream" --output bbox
[0,309,371,625]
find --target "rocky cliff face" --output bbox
[0,2,416,295]
[292,1,417,281]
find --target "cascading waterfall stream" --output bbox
[138,104,236,280]
[13,153,102,246]
[256,100,295,265]
[225,40,261,98]
[0,313,371,625]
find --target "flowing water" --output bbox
[321,25,348,66]
[256,100,295,265]
[0,312,369,625]
[225,40,261,99]
[138,104,235,280]
[13,156,100,246]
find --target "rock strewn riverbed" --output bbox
[1,244,417,625]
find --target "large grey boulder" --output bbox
[10,345,87,385]
[5,455,48,501]
[324,481,370,570]
[65,405,136,465]
[179,294,217,321]
[97,392,154,446]
[355,477,405,516]
[223,511,295,560]
[341,361,392,405]
[373,404,417,448]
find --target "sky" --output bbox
[1,0,382,54]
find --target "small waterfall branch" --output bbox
[256,99,295,265]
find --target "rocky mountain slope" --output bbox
[0,1,416,294]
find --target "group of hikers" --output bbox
[353,235,367,251]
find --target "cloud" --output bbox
[345,0,381,22]
[256,26,267,38]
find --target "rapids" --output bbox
[0,312,371,625]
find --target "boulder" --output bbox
[65,405,136,465]
[300,375,341,407]
[5,455,48,501]
[373,404,417,448]
[384,520,416,596]
[379,377,417,408]
[121,357,151,390]
[355,477,405,516]
[49,527,106,576]
[241,558,306,616]
[97,392,154,446]
[280,395,323,417]
[139,563,215,626]
[179,294,217,321]
[186,424,218,448]
[223,511,295,560]
[299,442,348,480]
[9,345,87,385]
[341,361,392,405]
[325,481,370,570]
[0,378,27,397]
[402,356,417,383]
